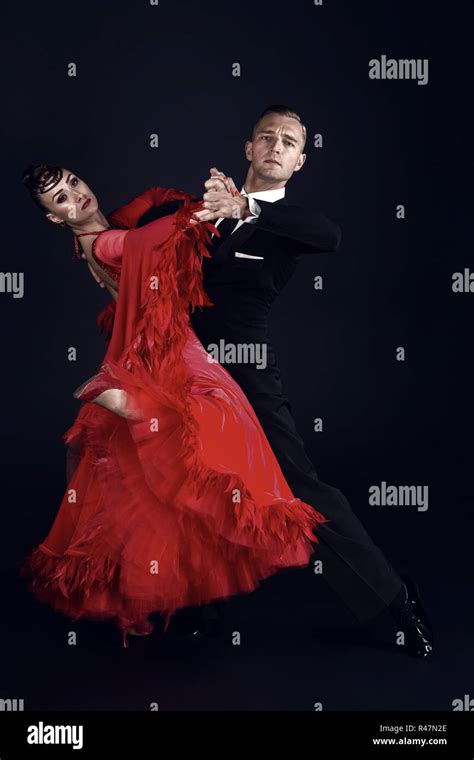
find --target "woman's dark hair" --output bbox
[22,164,63,213]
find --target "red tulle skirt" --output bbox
[21,197,328,636]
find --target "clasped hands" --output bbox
[190,168,250,225]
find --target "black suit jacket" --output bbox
[190,194,342,344]
[212,195,341,259]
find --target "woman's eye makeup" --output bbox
[56,177,80,203]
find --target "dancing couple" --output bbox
[21,105,433,657]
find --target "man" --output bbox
[189,105,433,658]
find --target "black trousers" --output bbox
[192,329,404,624]
[247,389,403,623]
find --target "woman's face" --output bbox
[40,168,99,226]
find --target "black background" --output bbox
[1,0,472,711]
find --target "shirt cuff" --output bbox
[244,197,261,224]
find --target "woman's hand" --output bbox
[188,167,232,226]
[192,167,249,224]
[206,167,237,195]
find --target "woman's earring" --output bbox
[60,221,66,228]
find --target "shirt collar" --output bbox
[240,185,286,203]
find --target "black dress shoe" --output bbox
[391,575,434,659]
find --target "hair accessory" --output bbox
[29,165,63,194]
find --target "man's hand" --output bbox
[205,167,237,195]
[192,167,250,224]
[81,253,118,300]
[81,253,106,288]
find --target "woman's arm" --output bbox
[107,186,193,229]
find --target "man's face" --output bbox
[245,114,306,185]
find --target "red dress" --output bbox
[21,188,328,639]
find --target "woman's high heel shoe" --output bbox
[119,620,154,648]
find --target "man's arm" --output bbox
[195,169,341,254]
[250,198,342,253]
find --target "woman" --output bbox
[20,164,328,647]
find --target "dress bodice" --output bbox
[92,229,128,285]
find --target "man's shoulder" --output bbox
[256,194,312,211]
[255,195,314,220]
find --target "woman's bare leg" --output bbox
[92,389,141,420]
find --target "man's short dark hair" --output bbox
[252,105,307,149]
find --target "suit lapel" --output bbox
[213,195,288,262]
